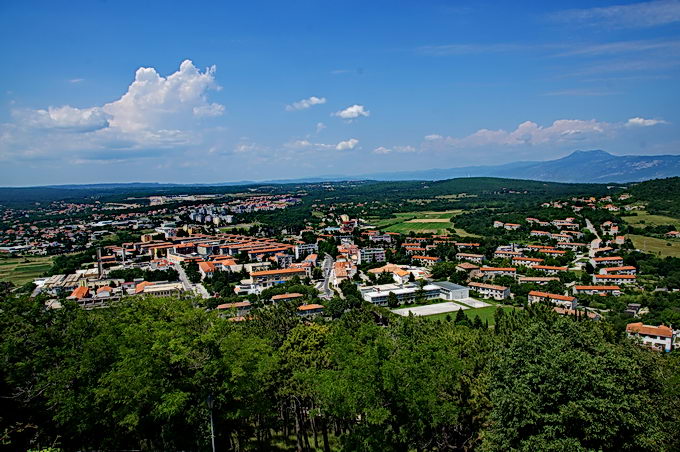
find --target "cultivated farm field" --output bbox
[0,256,53,286]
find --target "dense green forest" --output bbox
[627,177,680,218]
[1,292,678,451]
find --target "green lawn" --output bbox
[369,210,478,236]
[425,305,515,325]
[628,234,680,258]
[0,256,53,286]
[621,211,680,229]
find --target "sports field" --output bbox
[371,210,478,236]
[0,256,53,286]
[424,305,515,325]
[628,234,680,258]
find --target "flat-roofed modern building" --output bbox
[430,281,469,300]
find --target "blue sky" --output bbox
[1,0,679,185]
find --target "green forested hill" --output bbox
[627,177,680,218]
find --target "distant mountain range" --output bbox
[358,150,680,183]
[8,150,680,190]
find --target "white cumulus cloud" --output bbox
[2,60,224,161]
[333,104,370,120]
[336,138,359,150]
[286,138,358,151]
[286,96,327,111]
[15,105,111,132]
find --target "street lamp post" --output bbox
[207,394,216,452]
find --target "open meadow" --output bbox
[621,211,680,229]
[628,234,680,258]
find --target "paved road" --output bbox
[195,283,210,299]
[174,262,209,298]
[320,254,334,299]
[585,219,602,258]
[175,262,194,292]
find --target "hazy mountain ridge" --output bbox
[3,150,680,190]
[361,150,680,183]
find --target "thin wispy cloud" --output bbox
[543,89,621,97]
[417,43,537,56]
[554,39,680,57]
[551,0,680,29]
[285,96,326,111]
[423,117,668,150]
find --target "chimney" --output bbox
[96,247,103,278]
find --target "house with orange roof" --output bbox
[626,322,675,352]
[528,290,576,309]
[513,256,544,267]
[456,252,484,264]
[411,255,440,266]
[271,293,304,303]
[593,274,636,285]
[68,286,90,300]
[199,261,216,279]
[135,281,155,294]
[96,286,113,298]
[250,267,307,288]
[601,266,637,275]
[573,285,621,296]
[534,265,568,275]
[468,282,510,300]
[591,256,624,266]
[297,303,325,317]
[479,267,517,278]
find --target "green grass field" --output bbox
[369,210,478,236]
[629,234,680,258]
[425,305,515,325]
[621,211,680,229]
[0,256,53,286]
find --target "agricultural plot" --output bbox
[0,256,53,286]
[621,211,680,229]
[629,234,680,258]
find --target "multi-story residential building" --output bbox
[573,285,622,296]
[601,266,637,275]
[479,267,517,278]
[295,242,319,259]
[361,283,443,306]
[593,274,636,285]
[528,291,577,309]
[512,257,544,267]
[591,256,624,266]
[411,255,440,266]
[250,267,307,288]
[468,282,510,300]
[534,265,568,275]
[359,247,387,264]
[456,253,484,264]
